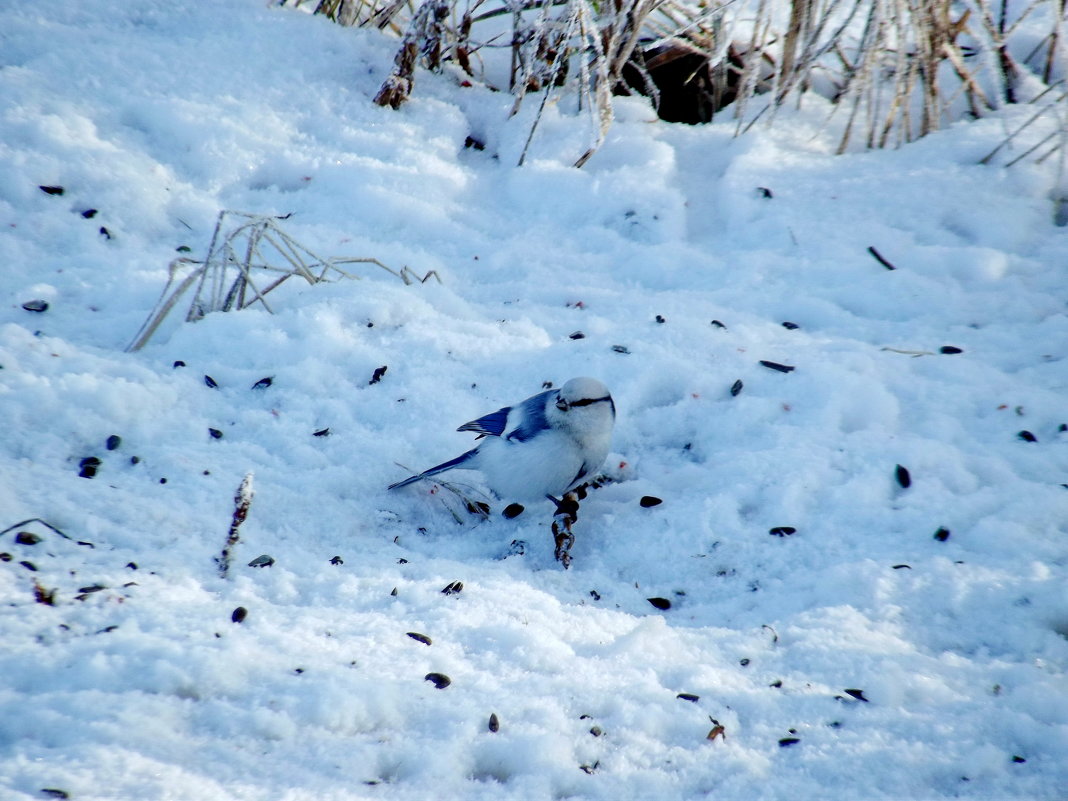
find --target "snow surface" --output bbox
[1,1,1067,799]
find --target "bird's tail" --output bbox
[387,448,479,491]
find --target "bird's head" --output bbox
[551,377,615,434]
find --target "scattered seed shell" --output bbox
[760,360,795,373]
[778,737,801,747]
[611,345,631,354]
[569,331,586,340]
[707,724,726,741]
[933,527,951,542]
[251,376,273,390]
[14,532,42,545]
[105,434,122,450]
[647,597,672,610]
[313,428,331,437]
[248,554,275,568]
[1018,430,1037,442]
[232,606,248,623]
[204,375,219,389]
[369,366,388,385]
[502,503,525,519]
[407,632,432,646]
[40,790,70,799]
[730,379,743,396]
[82,208,98,218]
[22,299,49,312]
[330,555,343,565]
[769,526,796,537]
[640,495,663,508]
[209,428,223,439]
[677,693,700,703]
[488,713,500,732]
[441,580,464,595]
[39,185,65,196]
[895,464,911,488]
[655,315,666,324]
[892,564,912,570]
[940,346,963,354]
[844,688,869,702]
[711,320,726,329]
[782,321,799,330]
[424,672,451,689]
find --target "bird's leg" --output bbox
[549,491,581,569]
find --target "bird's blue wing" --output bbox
[505,390,553,442]
[457,406,512,437]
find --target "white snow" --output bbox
[1,1,1066,799]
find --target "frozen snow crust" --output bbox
[1,1,1066,799]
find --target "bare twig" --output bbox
[217,473,255,579]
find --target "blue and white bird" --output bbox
[388,377,615,503]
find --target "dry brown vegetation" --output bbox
[285,0,1066,208]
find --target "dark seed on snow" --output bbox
[232,606,248,623]
[39,185,65,196]
[933,527,951,542]
[589,726,603,737]
[892,564,912,570]
[106,434,121,450]
[407,632,432,646]
[173,360,186,368]
[730,379,743,397]
[782,321,799,330]
[441,581,464,595]
[502,503,525,519]
[251,376,273,390]
[640,496,663,508]
[896,464,911,488]
[677,693,700,703]
[40,789,70,799]
[22,299,49,312]
[940,346,963,354]
[82,208,98,218]
[99,226,111,239]
[569,331,586,340]
[330,555,343,565]
[1018,430,1037,442]
[424,672,451,689]
[20,560,37,571]
[740,658,750,667]
[78,585,106,594]
[390,587,398,596]
[711,320,726,329]
[760,360,795,373]
[844,688,869,702]
[313,428,330,437]
[647,597,672,610]
[1012,756,1027,763]
[757,187,773,198]
[769,526,797,537]
[488,713,500,732]
[14,532,41,545]
[778,737,801,747]
[369,366,388,385]
[0,553,10,562]
[655,315,666,324]
[247,554,275,568]
[204,375,218,388]
[611,345,631,354]
[589,590,601,601]
[208,428,223,439]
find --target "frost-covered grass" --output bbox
[0,1,1066,800]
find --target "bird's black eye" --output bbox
[556,397,570,411]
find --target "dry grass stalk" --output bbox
[127,211,438,352]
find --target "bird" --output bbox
[388,377,615,504]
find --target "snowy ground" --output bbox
[1,1,1067,799]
